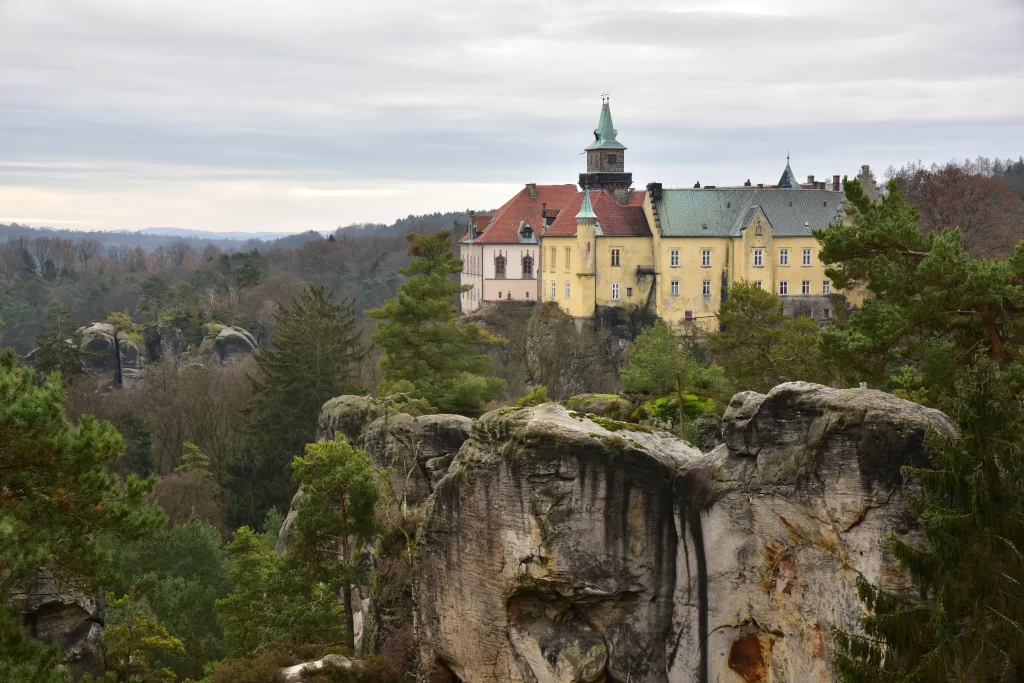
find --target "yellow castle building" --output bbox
[465,98,871,328]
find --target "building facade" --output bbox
[465,98,872,327]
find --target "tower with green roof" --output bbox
[579,95,633,205]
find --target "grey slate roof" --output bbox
[654,188,843,237]
[777,161,801,189]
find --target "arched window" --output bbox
[522,253,534,279]
[494,252,507,279]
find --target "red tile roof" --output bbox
[545,189,651,237]
[463,184,579,244]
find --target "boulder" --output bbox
[197,324,257,364]
[77,322,144,383]
[561,393,634,421]
[281,653,352,682]
[10,568,105,680]
[317,395,390,444]
[142,320,191,362]
[415,382,953,683]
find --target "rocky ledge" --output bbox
[408,382,952,683]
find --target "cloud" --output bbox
[0,0,1022,231]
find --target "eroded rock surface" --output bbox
[415,383,953,683]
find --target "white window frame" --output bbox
[701,249,711,268]
[611,248,621,267]
[670,250,680,268]
[565,281,571,299]
[823,280,831,295]
[779,249,789,266]
[670,280,679,296]
[753,249,763,268]
[702,279,711,297]
[802,280,810,295]
[611,283,620,300]
[802,248,812,266]
[551,280,556,299]
[779,281,788,295]
[754,280,762,289]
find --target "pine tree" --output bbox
[229,285,365,528]
[368,230,502,414]
[33,305,86,381]
[289,436,379,652]
[708,281,828,393]
[0,350,163,678]
[833,361,1024,682]
[621,321,696,436]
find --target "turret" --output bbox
[579,95,633,205]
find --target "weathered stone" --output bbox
[10,568,105,680]
[280,653,353,682]
[276,487,304,554]
[142,320,191,362]
[197,324,257,363]
[415,382,953,683]
[77,322,144,384]
[561,393,634,421]
[317,395,390,443]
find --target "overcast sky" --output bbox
[1,0,1022,233]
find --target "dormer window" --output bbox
[520,222,533,240]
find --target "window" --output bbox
[684,310,693,321]
[626,287,633,297]
[670,280,679,296]
[611,283,620,300]
[802,280,810,294]
[822,280,831,295]
[753,249,763,268]
[802,248,812,266]
[823,308,832,319]
[565,281,571,300]
[779,249,789,266]
[754,280,762,289]
[551,280,556,299]
[779,281,788,295]
[755,221,763,236]
[670,250,680,268]
[494,252,506,279]
[611,248,620,267]
[564,247,571,273]
[701,249,711,268]
[498,291,503,299]
[522,253,534,279]
[702,280,711,297]
[525,290,530,298]
[549,247,556,273]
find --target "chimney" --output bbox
[469,210,476,238]
[646,182,663,199]
[744,179,752,186]
[757,183,764,188]
[526,183,537,199]
[807,174,815,184]
[694,181,701,188]
[833,175,840,191]
[541,202,547,221]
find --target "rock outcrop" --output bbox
[197,324,257,364]
[414,383,953,683]
[77,322,144,385]
[10,569,105,679]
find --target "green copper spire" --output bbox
[585,95,626,151]
[576,188,597,220]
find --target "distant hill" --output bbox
[139,227,315,240]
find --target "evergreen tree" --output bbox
[817,177,1024,399]
[833,361,1024,682]
[289,436,379,652]
[621,321,696,436]
[368,230,502,414]
[33,305,86,381]
[104,591,186,683]
[229,285,365,528]
[0,351,163,678]
[708,281,827,393]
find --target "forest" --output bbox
[2,156,1024,683]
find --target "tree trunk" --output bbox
[339,485,355,652]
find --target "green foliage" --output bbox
[621,321,694,397]
[231,284,365,528]
[104,591,186,683]
[107,309,142,338]
[108,518,232,680]
[33,305,86,381]
[709,281,828,393]
[258,507,286,549]
[0,603,67,683]
[0,350,163,676]
[514,386,550,408]
[290,437,380,651]
[817,177,1024,399]
[369,230,502,415]
[833,361,1024,681]
[216,527,346,657]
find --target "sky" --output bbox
[1,0,1023,234]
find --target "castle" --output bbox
[460,98,873,328]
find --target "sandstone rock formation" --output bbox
[142,320,191,362]
[197,324,257,363]
[10,568,105,680]
[414,383,953,683]
[77,322,144,384]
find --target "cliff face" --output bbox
[413,383,953,683]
